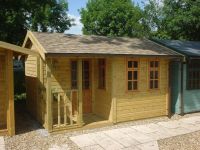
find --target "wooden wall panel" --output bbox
[0,55,7,130]
[25,55,37,77]
[112,57,169,123]
[25,50,46,127]
[93,58,112,120]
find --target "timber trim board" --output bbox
[46,58,53,132]
[23,31,46,60]
[0,129,8,136]
[7,51,15,135]
[0,41,39,56]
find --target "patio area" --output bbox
[3,112,200,150]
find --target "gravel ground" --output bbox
[158,131,200,150]
[4,102,200,150]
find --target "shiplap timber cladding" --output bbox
[25,55,46,127]
[0,49,15,136]
[0,54,7,130]
[112,57,169,122]
[93,58,112,121]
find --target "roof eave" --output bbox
[45,53,182,58]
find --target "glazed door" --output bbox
[82,60,92,114]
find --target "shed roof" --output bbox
[30,32,180,57]
[154,39,200,57]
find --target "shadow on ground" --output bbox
[14,100,43,135]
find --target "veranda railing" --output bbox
[51,89,80,130]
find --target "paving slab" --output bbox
[179,123,196,132]
[0,137,5,150]
[70,134,96,148]
[180,116,200,125]
[103,129,140,147]
[81,145,104,150]
[131,123,160,134]
[90,132,124,150]
[49,144,69,150]
[136,141,159,150]
[118,127,153,143]
[122,146,141,150]
[70,115,200,150]
[157,120,182,129]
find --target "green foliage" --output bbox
[161,0,200,40]
[0,0,73,44]
[143,0,200,40]
[142,0,162,37]
[80,0,146,37]
[15,93,26,102]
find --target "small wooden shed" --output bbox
[23,31,181,133]
[155,40,200,114]
[0,41,38,136]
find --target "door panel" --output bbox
[82,60,92,113]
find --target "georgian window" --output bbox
[149,60,159,89]
[98,59,106,89]
[188,60,200,89]
[127,60,139,91]
[71,61,78,89]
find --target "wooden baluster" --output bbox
[64,93,67,125]
[76,90,78,123]
[58,93,61,127]
[70,91,73,125]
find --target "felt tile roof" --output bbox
[154,39,200,57]
[31,32,180,56]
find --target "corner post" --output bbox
[46,58,53,132]
[111,58,117,123]
[78,59,83,125]
[7,51,15,136]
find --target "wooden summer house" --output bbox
[0,41,38,136]
[22,31,181,133]
[155,40,200,114]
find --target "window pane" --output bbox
[133,61,138,68]
[150,80,154,89]
[128,71,132,80]
[71,61,77,69]
[71,61,77,89]
[84,81,89,89]
[150,61,154,67]
[155,71,158,79]
[128,81,132,90]
[98,59,106,89]
[72,81,77,89]
[83,61,89,69]
[155,61,159,67]
[154,80,158,88]
[133,71,138,80]
[133,81,137,90]
[150,71,154,79]
[128,61,132,68]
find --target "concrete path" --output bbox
[0,136,5,150]
[70,116,200,150]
